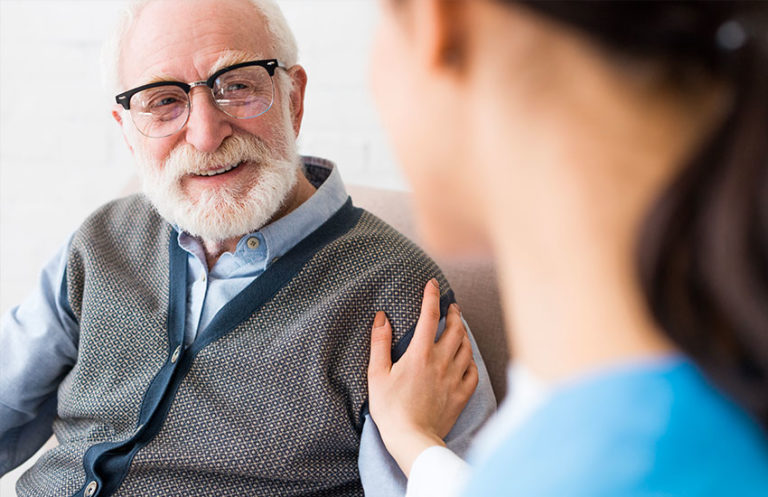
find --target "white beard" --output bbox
[135,133,300,242]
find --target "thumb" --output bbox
[369,311,393,376]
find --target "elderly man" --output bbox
[0,0,495,495]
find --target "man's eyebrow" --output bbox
[208,50,265,75]
[133,52,265,87]
[142,73,179,85]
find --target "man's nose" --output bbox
[183,87,233,153]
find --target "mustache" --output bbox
[160,134,274,179]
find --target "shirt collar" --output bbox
[260,156,348,263]
[177,156,348,272]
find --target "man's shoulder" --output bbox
[335,206,443,273]
[316,206,455,314]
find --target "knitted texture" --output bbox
[18,195,173,497]
[18,194,452,497]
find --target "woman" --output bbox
[365,1,768,495]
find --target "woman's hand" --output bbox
[367,278,479,477]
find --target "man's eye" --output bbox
[226,83,250,92]
[219,80,256,95]
[151,96,181,109]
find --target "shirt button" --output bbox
[170,345,181,364]
[200,273,207,283]
[271,257,279,265]
[84,480,98,497]
[246,237,260,249]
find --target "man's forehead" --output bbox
[120,0,273,88]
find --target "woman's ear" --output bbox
[407,0,470,75]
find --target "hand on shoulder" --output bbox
[367,279,478,476]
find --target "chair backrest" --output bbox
[348,185,508,400]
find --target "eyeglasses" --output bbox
[115,59,282,138]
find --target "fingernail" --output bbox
[429,278,439,289]
[452,302,461,313]
[373,311,387,328]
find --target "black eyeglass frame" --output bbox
[114,59,282,110]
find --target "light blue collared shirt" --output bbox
[176,156,349,346]
[0,157,496,495]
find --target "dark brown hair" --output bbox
[514,0,768,429]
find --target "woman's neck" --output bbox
[471,45,727,383]
[493,219,677,383]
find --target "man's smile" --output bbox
[182,159,253,194]
[193,161,244,177]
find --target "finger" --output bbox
[368,311,393,377]
[452,336,474,375]
[436,303,465,359]
[461,362,480,396]
[412,278,442,349]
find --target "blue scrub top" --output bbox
[463,357,768,497]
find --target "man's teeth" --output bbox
[197,162,240,177]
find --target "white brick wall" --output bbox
[0,0,405,492]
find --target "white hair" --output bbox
[101,0,299,96]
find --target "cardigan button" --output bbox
[170,345,181,363]
[84,480,98,496]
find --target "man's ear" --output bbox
[286,65,308,137]
[112,105,134,155]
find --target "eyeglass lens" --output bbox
[129,64,275,138]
